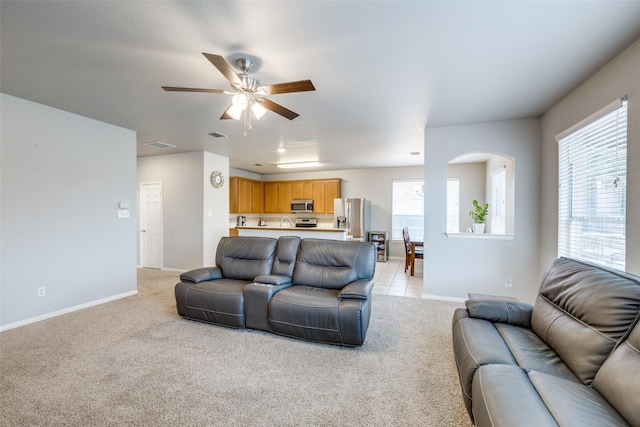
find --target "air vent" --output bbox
[208,132,228,138]
[144,141,175,149]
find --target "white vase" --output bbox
[473,223,485,234]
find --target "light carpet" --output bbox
[0,268,472,426]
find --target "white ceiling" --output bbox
[2,1,640,174]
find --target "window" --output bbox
[490,167,506,234]
[557,98,627,270]
[447,179,460,233]
[392,180,424,240]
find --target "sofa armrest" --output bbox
[339,280,374,300]
[179,267,222,283]
[465,299,533,328]
[253,274,292,286]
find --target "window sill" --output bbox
[446,233,515,240]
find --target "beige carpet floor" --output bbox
[0,268,472,426]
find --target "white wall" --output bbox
[424,118,541,302]
[138,151,229,270]
[0,94,137,329]
[447,162,485,232]
[540,38,640,278]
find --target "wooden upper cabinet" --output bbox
[237,178,252,213]
[312,180,327,214]
[229,177,264,213]
[230,177,340,214]
[251,181,264,213]
[229,177,240,214]
[291,181,314,200]
[278,182,292,214]
[325,179,341,214]
[263,182,279,213]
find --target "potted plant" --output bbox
[469,200,489,233]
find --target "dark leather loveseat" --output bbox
[175,236,376,346]
[452,257,640,426]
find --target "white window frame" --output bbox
[391,180,424,241]
[557,97,627,270]
[490,167,506,234]
[447,179,460,233]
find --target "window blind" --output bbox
[557,98,627,270]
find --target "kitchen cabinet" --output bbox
[230,177,264,214]
[251,181,264,213]
[311,179,342,214]
[291,181,313,199]
[312,181,327,214]
[278,182,292,214]
[231,177,341,214]
[325,179,341,214]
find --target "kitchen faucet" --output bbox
[280,216,294,228]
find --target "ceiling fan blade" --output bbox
[162,86,225,93]
[259,98,300,120]
[202,53,243,89]
[260,80,316,95]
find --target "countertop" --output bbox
[236,226,347,233]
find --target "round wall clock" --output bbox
[211,171,224,188]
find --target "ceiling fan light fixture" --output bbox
[226,104,243,120]
[231,93,248,110]
[277,161,322,169]
[251,102,267,120]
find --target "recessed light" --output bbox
[277,147,286,153]
[144,141,175,149]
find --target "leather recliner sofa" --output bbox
[452,257,640,426]
[175,236,376,346]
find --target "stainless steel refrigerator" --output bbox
[334,198,370,242]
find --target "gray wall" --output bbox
[1,94,137,329]
[138,151,229,270]
[540,38,640,278]
[424,118,541,302]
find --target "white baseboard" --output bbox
[0,290,138,332]
[421,294,466,304]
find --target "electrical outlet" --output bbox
[37,287,46,297]
[505,276,512,288]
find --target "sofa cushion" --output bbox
[465,298,533,328]
[175,278,248,328]
[269,286,343,343]
[215,236,278,281]
[271,236,301,277]
[531,257,640,385]
[528,370,630,426]
[292,239,376,290]
[493,323,579,383]
[472,364,558,427]
[593,321,640,426]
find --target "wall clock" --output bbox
[211,171,224,188]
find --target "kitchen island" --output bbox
[236,226,349,241]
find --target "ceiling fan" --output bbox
[162,53,315,121]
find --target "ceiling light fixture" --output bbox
[276,161,322,169]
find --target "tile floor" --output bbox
[372,257,424,298]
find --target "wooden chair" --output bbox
[403,227,424,276]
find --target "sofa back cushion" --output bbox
[593,321,640,426]
[215,237,278,281]
[292,239,376,290]
[531,257,640,385]
[272,236,301,277]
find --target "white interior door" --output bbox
[140,182,162,269]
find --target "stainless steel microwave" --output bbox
[291,199,314,213]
